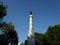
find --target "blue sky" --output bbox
[2,0,60,43]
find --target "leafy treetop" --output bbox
[0,1,7,18]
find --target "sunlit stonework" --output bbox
[27,11,35,45]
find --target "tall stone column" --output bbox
[27,11,35,45]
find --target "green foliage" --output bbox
[5,22,18,45]
[0,2,7,18]
[0,2,18,45]
[35,32,49,45]
[0,22,18,45]
[0,34,8,45]
[45,24,60,45]
[25,40,28,45]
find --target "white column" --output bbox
[28,13,34,37]
[27,11,35,45]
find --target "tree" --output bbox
[35,32,49,45]
[0,2,7,18]
[5,22,18,45]
[0,22,18,45]
[0,1,18,45]
[45,24,60,45]
[25,40,28,45]
[0,1,8,45]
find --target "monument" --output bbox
[27,11,35,45]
